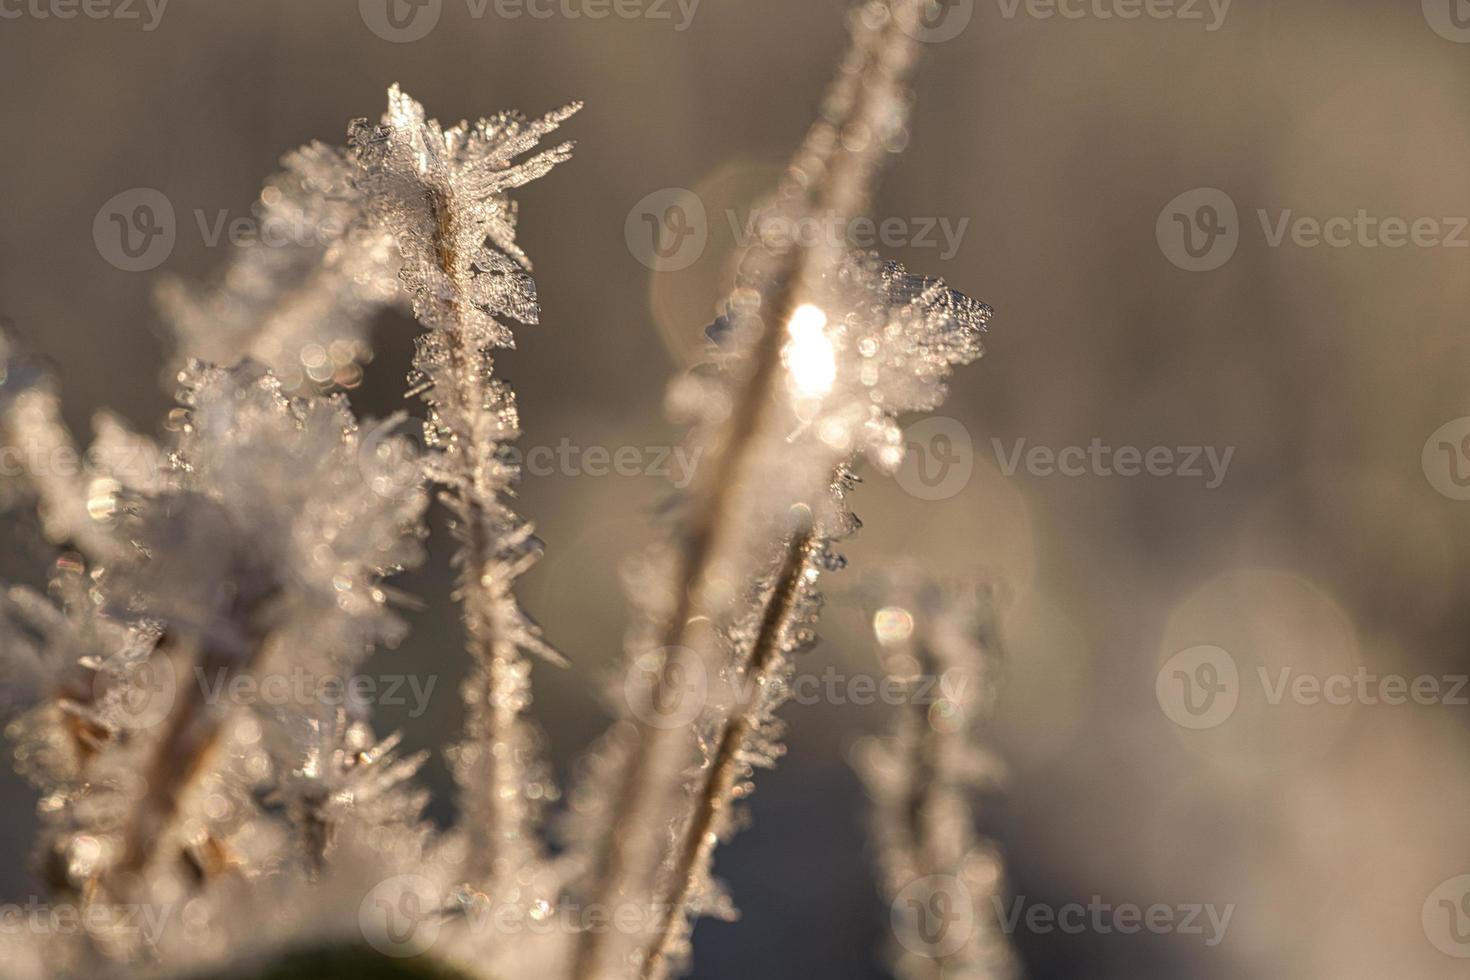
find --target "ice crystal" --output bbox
[113,362,427,661]
[0,327,169,564]
[349,84,577,908]
[0,7,998,977]
[562,4,981,978]
[688,250,990,574]
[0,362,431,956]
[853,572,1019,980]
[263,709,433,874]
[348,84,579,346]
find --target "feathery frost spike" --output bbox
[95,362,428,893]
[354,84,578,904]
[263,708,433,874]
[349,83,579,345]
[854,571,1019,980]
[0,328,136,564]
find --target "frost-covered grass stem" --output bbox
[640,526,816,980]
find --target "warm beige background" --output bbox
[3,1,1470,977]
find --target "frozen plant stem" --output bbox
[859,580,1017,980]
[113,621,269,885]
[572,4,929,978]
[434,190,535,885]
[641,526,815,980]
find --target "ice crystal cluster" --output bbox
[854,572,1020,980]
[0,2,1015,979]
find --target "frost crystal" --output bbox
[854,572,1019,980]
[0,362,429,958]
[691,250,990,570]
[563,4,986,979]
[351,84,578,906]
[115,362,427,661]
[349,84,579,346]
[0,8,998,976]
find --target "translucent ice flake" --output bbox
[115,361,428,660]
[349,84,579,346]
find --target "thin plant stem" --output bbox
[571,5,926,977]
[640,527,815,980]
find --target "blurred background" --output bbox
[3,0,1470,977]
